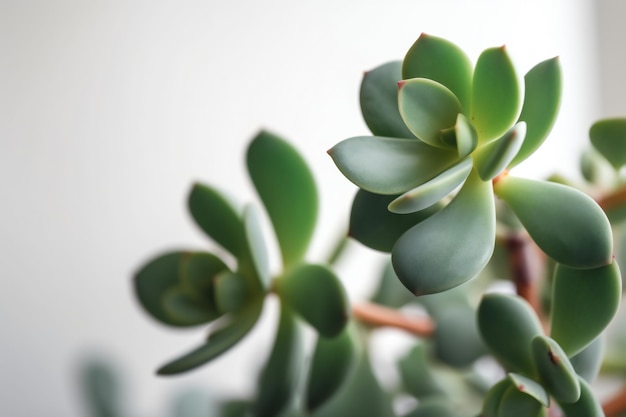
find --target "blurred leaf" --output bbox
[455,113,478,158]
[403,398,454,417]
[171,390,215,417]
[433,303,486,368]
[398,78,463,148]
[482,379,511,417]
[157,299,263,375]
[494,176,613,269]
[398,344,446,399]
[188,183,244,257]
[81,360,124,417]
[388,156,472,214]
[497,384,544,417]
[276,263,349,338]
[530,336,580,404]
[254,306,302,417]
[360,61,415,138]
[570,335,604,383]
[507,373,550,407]
[219,400,251,417]
[247,131,318,268]
[350,189,441,253]
[392,169,495,295]
[550,262,621,356]
[510,57,562,167]
[471,46,522,142]
[370,260,415,308]
[214,271,250,314]
[402,33,473,112]
[478,293,543,375]
[163,286,218,326]
[180,252,227,304]
[239,204,271,290]
[589,118,626,169]
[473,122,526,181]
[306,325,358,411]
[328,136,458,195]
[557,376,604,417]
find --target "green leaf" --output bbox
[403,398,454,417]
[478,293,543,375]
[163,286,218,326]
[392,169,495,295]
[157,300,263,375]
[473,122,526,181]
[350,189,441,253]
[247,131,318,268]
[398,78,463,148]
[494,176,613,269]
[509,57,562,167]
[402,33,473,112]
[219,400,251,417]
[482,379,511,417]
[497,384,544,417]
[507,373,550,407]
[455,113,478,158]
[188,183,244,257]
[328,136,458,195]
[433,303,486,368]
[239,204,271,290]
[531,336,580,404]
[570,336,604,383]
[550,262,621,356]
[254,306,302,417]
[388,156,472,214]
[306,325,358,411]
[360,61,415,138]
[370,260,415,308]
[557,376,604,417]
[276,263,349,338]
[471,46,522,142]
[170,390,215,417]
[81,360,124,417]
[589,118,626,169]
[398,344,446,399]
[179,252,228,304]
[214,271,250,314]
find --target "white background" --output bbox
[0,0,616,415]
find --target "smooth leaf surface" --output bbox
[388,156,472,214]
[81,360,124,417]
[455,113,478,158]
[497,384,543,417]
[557,376,604,417]
[550,262,621,356]
[180,252,227,303]
[510,57,562,167]
[398,78,463,148]
[214,271,250,314]
[276,263,349,338]
[392,169,495,295]
[370,260,415,308]
[473,122,526,181]
[403,398,454,417]
[434,303,486,368]
[329,136,458,194]
[471,46,522,142]
[482,379,511,417]
[360,61,415,138]
[508,373,550,407]
[494,176,613,269]
[163,287,217,326]
[398,344,446,399]
[531,336,580,404]
[239,205,271,290]
[589,118,626,169]
[570,336,604,383]
[402,33,473,112]
[478,293,543,375]
[350,189,441,252]
[247,131,317,268]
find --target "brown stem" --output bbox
[603,386,626,417]
[352,302,435,337]
[505,234,543,319]
[597,183,626,213]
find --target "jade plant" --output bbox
[126,34,626,417]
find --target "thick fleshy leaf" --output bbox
[494,176,613,269]
[398,344,446,399]
[473,122,526,181]
[179,252,228,303]
[510,57,562,167]
[478,293,543,375]
[398,78,463,148]
[497,384,544,417]
[188,183,244,257]
[370,260,415,308]
[471,46,522,142]
[350,189,441,252]
[276,263,349,337]
[247,131,318,268]
[550,262,621,356]
[360,61,415,138]
[157,300,263,375]
[455,113,478,158]
[483,379,511,417]
[570,336,604,383]
[403,398,454,417]
[557,376,604,417]
[163,287,217,326]
[388,156,472,214]
[254,306,302,417]
[392,169,495,295]
[433,303,486,368]
[589,118,626,169]
[328,136,458,195]
[508,373,550,407]
[238,205,271,290]
[219,401,251,417]
[531,336,580,403]
[214,271,250,314]
[402,33,473,112]
[306,325,358,411]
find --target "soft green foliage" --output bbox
[531,336,580,403]
[558,377,605,417]
[590,118,626,170]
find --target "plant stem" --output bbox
[597,183,626,213]
[603,386,626,417]
[505,234,544,320]
[352,302,435,337]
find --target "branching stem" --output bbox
[352,301,435,337]
[504,233,544,321]
[603,386,626,417]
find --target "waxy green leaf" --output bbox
[570,336,604,383]
[276,264,349,338]
[497,384,544,417]
[403,399,454,417]
[360,61,415,138]
[398,344,446,399]
[370,260,415,308]
[433,303,486,368]
[531,336,580,404]
[398,78,463,148]
[247,131,318,268]
[550,262,621,356]
[482,379,511,417]
[350,189,441,252]
[494,176,613,269]
[557,376,604,417]
[388,156,472,214]
[473,122,526,181]
[328,136,458,195]
[239,205,271,290]
[214,271,250,314]
[180,252,227,304]
[507,373,550,407]
[455,113,478,158]
[471,46,522,142]
[402,33,473,112]
[392,170,495,295]
[590,118,626,169]
[510,57,562,167]
[163,287,217,326]
[478,293,543,375]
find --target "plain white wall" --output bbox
[0,1,603,416]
